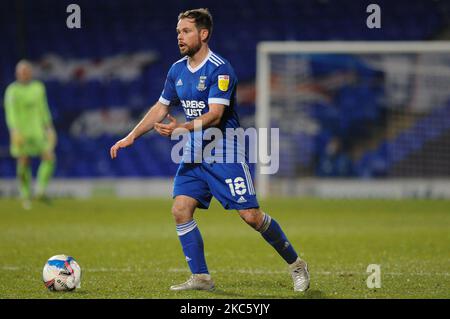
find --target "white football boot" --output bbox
[22,199,32,210]
[170,274,215,291]
[289,257,310,292]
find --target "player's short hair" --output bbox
[178,8,213,42]
[16,59,32,71]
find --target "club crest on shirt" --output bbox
[218,75,229,92]
[196,76,207,91]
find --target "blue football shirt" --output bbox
[159,50,245,163]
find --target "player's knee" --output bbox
[18,157,30,166]
[171,203,194,224]
[42,151,55,161]
[238,208,264,230]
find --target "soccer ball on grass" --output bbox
[42,254,82,291]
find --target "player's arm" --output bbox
[4,86,24,146]
[154,103,224,137]
[182,103,225,129]
[111,65,177,158]
[128,101,170,139]
[39,82,57,150]
[110,101,169,159]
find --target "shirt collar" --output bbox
[187,49,212,73]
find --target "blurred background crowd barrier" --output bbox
[1,0,450,198]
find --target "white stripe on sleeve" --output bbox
[208,98,230,106]
[159,96,170,105]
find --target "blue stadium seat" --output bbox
[1,0,444,178]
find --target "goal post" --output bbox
[255,41,450,198]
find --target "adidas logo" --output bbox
[185,256,192,262]
[176,79,183,86]
[237,196,247,203]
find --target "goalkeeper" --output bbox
[3,60,57,209]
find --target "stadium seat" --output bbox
[1,0,445,178]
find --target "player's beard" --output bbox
[180,37,202,57]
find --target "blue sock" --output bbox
[176,220,209,274]
[258,213,299,264]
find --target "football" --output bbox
[42,255,82,291]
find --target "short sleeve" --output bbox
[208,64,236,106]
[38,81,53,126]
[4,84,17,130]
[159,66,178,106]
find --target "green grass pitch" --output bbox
[0,197,449,299]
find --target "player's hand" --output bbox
[110,134,135,159]
[47,128,57,151]
[154,114,181,137]
[11,130,25,147]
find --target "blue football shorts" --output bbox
[173,161,260,210]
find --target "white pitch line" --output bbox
[1,266,21,271]
[1,266,449,276]
[167,268,450,276]
[0,266,135,272]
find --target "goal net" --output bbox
[256,42,450,197]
